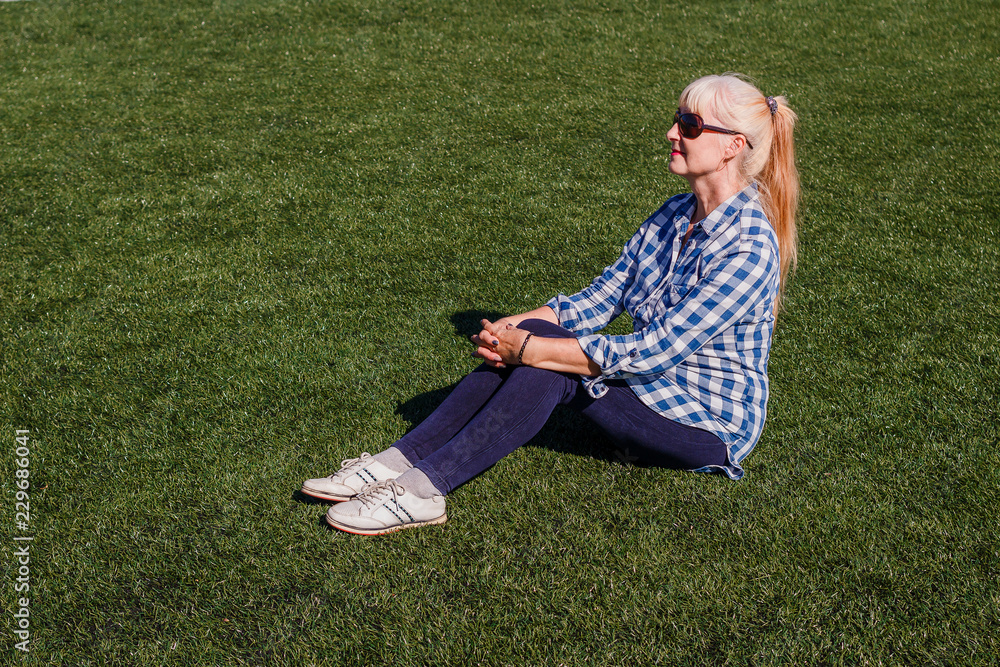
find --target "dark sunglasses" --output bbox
[674,111,753,149]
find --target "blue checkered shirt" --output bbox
[547,183,778,479]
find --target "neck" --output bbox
[688,171,748,224]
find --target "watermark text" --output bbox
[12,429,32,653]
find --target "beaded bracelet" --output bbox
[516,332,534,365]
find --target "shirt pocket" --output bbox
[665,259,702,307]
[666,281,693,305]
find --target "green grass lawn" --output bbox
[2,0,998,664]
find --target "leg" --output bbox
[307,319,579,504]
[407,318,586,494]
[414,364,580,494]
[305,362,511,502]
[324,322,725,535]
[393,318,580,464]
[324,320,583,534]
[392,363,511,464]
[567,381,728,468]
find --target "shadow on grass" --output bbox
[291,491,355,533]
[448,308,508,340]
[292,489,332,505]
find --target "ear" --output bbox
[724,135,748,159]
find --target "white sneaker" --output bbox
[301,453,400,502]
[325,480,447,535]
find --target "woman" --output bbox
[303,74,799,535]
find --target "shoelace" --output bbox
[355,480,406,511]
[329,452,373,480]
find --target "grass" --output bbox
[1,0,999,664]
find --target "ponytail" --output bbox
[755,98,798,314]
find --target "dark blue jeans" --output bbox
[393,319,728,495]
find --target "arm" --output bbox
[472,318,601,375]
[472,242,773,378]
[548,197,690,336]
[470,198,687,372]
[521,334,601,376]
[468,238,771,378]
[579,241,778,380]
[470,307,566,369]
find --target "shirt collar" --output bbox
[694,182,759,236]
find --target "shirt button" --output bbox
[629,350,638,358]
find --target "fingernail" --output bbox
[493,340,499,346]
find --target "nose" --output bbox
[666,121,681,142]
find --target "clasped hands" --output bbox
[470,318,531,369]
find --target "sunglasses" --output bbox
[674,111,753,149]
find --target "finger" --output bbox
[480,319,503,340]
[471,333,501,348]
[475,328,500,347]
[478,355,505,368]
[472,346,502,363]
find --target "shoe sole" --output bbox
[325,513,448,535]
[300,486,355,503]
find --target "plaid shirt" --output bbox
[547,183,778,480]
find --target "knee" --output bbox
[506,363,577,401]
[510,363,551,378]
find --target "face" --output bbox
[666,106,740,182]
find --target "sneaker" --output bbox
[325,480,447,535]
[301,453,400,502]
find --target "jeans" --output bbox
[392,319,728,495]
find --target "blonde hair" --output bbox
[680,74,799,313]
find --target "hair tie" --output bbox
[766,96,778,116]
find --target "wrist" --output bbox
[516,332,534,365]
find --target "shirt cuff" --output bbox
[577,333,639,377]
[576,333,642,399]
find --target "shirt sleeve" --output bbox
[546,221,650,335]
[576,239,777,384]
